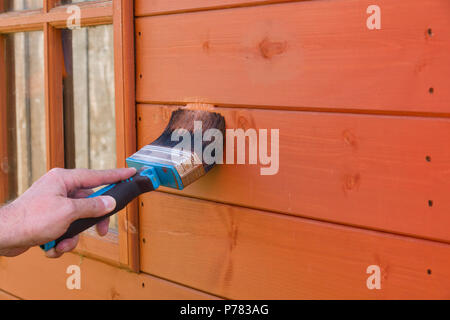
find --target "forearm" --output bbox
[0,202,29,257]
[0,168,134,258]
[0,202,18,250]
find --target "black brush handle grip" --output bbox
[42,172,155,251]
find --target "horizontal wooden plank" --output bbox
[0,248,218,300]
[135,0,298,16]
[138,104,450,243]
[135,0,450,113]
[140,192,450,299]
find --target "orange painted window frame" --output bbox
[0,0,139,272]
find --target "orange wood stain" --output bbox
[138,104,450,244]
[1,0,450,300]
[135,0,300,16]
[44,24,65,170]
[135,0,450,113]
[0,289,19,300]
[0,1,113,33]
[75,232,120,266]
[139,192,450,299]
[113,0,140,272]
[0,248,219,300]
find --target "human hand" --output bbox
[0,167,137,258]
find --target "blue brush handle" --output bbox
[40,167,160,252]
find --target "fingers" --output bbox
[68,196,116,221]
[96,218,110,237]
[46,235,79,259]
[61,167,137,191]
[45,218,109,259]
[46,249,63,259]
[0,247,29,257]
[70,189,94,199]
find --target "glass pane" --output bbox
[5,0,42,11]
[62,25,117,230]
[4,31,46,200]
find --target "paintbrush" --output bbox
[41,109,225,252]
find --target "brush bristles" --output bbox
[151,109,226,172]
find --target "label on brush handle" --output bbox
[131,145,199,167]
[127,145,205,189]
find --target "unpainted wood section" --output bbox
[113,0,139,271]
[135,0,299,16]
[0,1,113,33]
[135,0,450,113]
[0,36,8,203]
[140,192,450,299]
[0,248,219,300]
[138,104,450,243]
[44,24,64,169]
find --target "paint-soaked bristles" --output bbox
[151,109,226,172]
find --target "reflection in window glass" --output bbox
[5,31,46,200]
[5,0,42,11]
[63,25,117,229]
[56,0,97,5]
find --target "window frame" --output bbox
[0,0,139,272]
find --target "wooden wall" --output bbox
[1,0,450,300]
[132,0,450,299]
[0,248,218,300]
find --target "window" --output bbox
[0,0,138,271]
[63,25,117,230]
[65,25,116,171]
[4,31,46,200]
[5,0,43,11]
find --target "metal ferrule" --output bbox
[127,145,206,189]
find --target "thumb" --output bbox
[68,196,116,220]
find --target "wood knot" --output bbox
[123,220,137,234]
[202,40,211,52]
[229,220,239,252]
[234,111,255,131]
[343,129,358,150]
[414,60,428,74]
[343,173,361,192]
[237,116,250,130]
[110,288,120,300]
[259,37,287,59]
